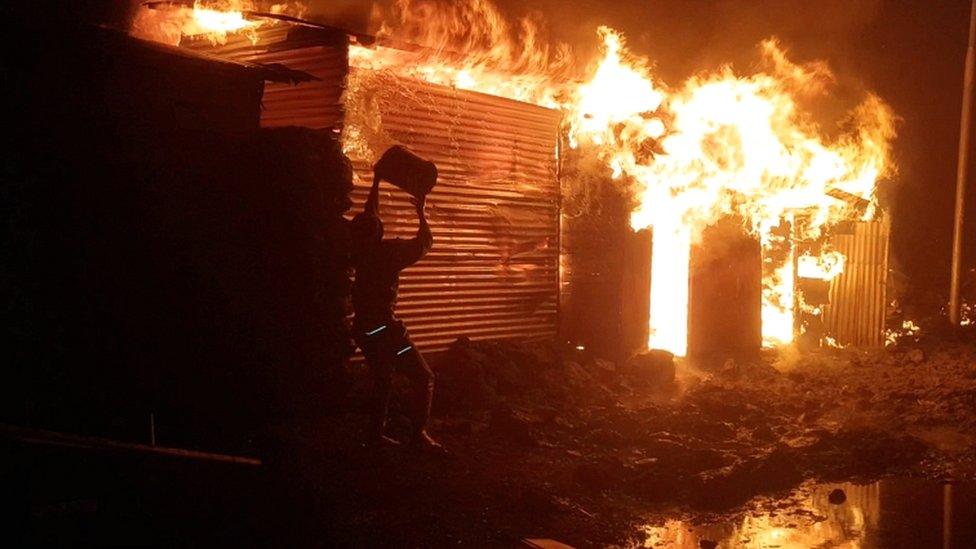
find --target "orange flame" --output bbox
[798,250,846,281]
[567,31,895,353]
[349,4,897,354]
[130,1,306,46]
[134,0,898,355]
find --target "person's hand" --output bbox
[410,195,426,216]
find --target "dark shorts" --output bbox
[354,318,415,364]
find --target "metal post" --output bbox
[943,482,953,549]
[950,0,976,325]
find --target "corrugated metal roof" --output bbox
[181,25,347,132]
[823,218,890,346]
[346,69,561,352]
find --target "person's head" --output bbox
[350,211,383,249]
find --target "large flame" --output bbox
[350,5,897,355]
[134,0,897,355]
[130,1,306,46]
[348,0,572,108]
[566,31,895,353]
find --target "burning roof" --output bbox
[131,0,899,354]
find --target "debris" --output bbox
[521,539,576,549]
[627,350,675,387]
[490,406,543,446]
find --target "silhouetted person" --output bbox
[349,172,440,450]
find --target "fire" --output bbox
[797,250,846,281]
[347,0,571,109]
[135,0,897,355]
[130,1,305,46]
[191,4,259,37]
[567,31,895,354]
[885,320,922,347]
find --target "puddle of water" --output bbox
[641,479,975,548]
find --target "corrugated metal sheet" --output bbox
[823,218,890,346]
[183,30,561,353]
[558,171,650,360]
[181,26,347,132]
[346,70,562,352]
[688,217,762,361]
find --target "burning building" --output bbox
[132,1,897,364]
[172,13,563,354]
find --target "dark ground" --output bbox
[7,328,975,547]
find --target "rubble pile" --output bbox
[297,334,975,547]
[429,335,976,510]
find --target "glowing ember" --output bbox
[821,336,845,349]
[885,320,922,347]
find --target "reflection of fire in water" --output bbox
[643,481,882,548]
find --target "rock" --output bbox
[627,350,676,387]
[573,457,629,493]
[563,361,593,388]
[691,447,802,509]
[720,359,738,378]
[490,406,542,446]
[828,488,847,504]
[593,358,616,372]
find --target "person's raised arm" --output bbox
[414,195,432,251]
[364,173,381,216]
[389,195,433,270]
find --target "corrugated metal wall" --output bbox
[181,26,347,132]
[346,70,561,352]
[823,218,890,346]
[184,29,561,353]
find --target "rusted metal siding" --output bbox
[347,70,561,352]
[688,217,762,363]
[558,168,650,361]
[181,26,347,132]
[823,218,890,346]
[184,29,561,353]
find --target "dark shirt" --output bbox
[352,222,432,326]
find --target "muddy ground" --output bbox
[263,328,976,547]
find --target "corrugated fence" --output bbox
[823,218,890,347]
[346,70,561,352]
[184,27,561,353]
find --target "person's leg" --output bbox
[396,346,435,442]
[366,355,394,442]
